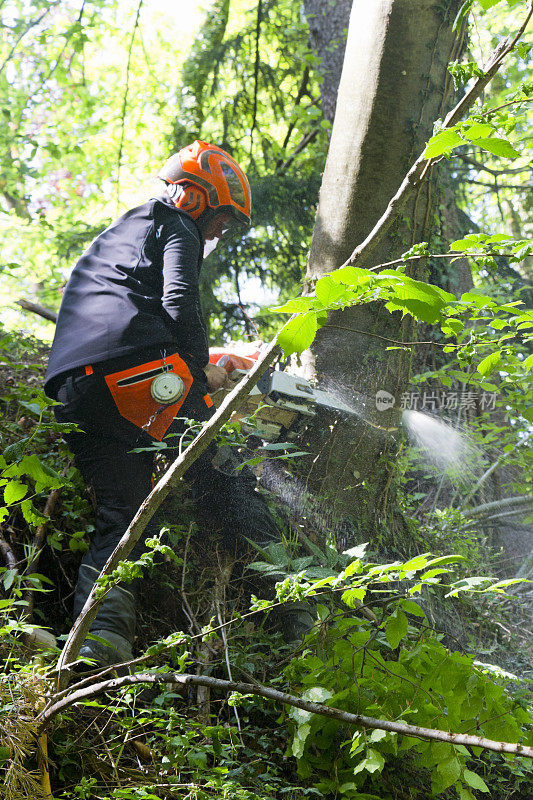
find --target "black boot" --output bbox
[72,564,135,667]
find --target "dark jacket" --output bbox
[45,195,208,397]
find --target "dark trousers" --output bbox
[54,353,279,642]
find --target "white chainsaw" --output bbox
[208,343,356,441]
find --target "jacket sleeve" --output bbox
[158,211,209,367]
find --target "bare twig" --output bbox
[0,7,53,78]
[321,324,449,348]
[456,154,531,176]
[37,671,533,758]
[342,5,533,268]
[55,338,282,685]
[480,98,532,117]
[250,0,263,150]
[276,127,320,173]
[116,0,143,210]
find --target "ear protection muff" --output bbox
[166,182,208,220]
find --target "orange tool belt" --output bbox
[97,353,196,441]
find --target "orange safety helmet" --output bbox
[159,140,251,228]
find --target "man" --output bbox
[45,141,291,667]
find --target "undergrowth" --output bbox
[0,324,532,800]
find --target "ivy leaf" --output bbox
[471,137,520,159]
[385,608,408,649]
[4,481,28,505]
[463,769,490,792]
[477,350,502,376]
[277,313,318,355]
[424,129,464,158]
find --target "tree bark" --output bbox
[295,0,463,550]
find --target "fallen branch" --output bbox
[38,671,533,758]
[55,338,282,685]
[343,4,533,268]
[16,299,58,323]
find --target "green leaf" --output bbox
[386,298,443,324]
[272,297,316,314]
[315,275,350,306]
[277,313,318,355]
[0,745,11,763]
[436,755,461,790]
[472,137,520,159]
[463,121,493,140]
[460,292,495,309]
[353,748,385,775]
[4,480,28,505]
[478,0,504,11]
[451,236,482,252]
[485,577,526,592]
[4,454,62,492]
[425,555,465,567]
[399,599,426,617]
[463,769,490,792]
[442,319,464,336]
[399,553,430,573]
[330,265,373,285]
[341,587,366,608]
[477,350,502,376]
[424,129,463,158]
[523,353,533,371]
[3,569,18,591]
[385,608,408,649]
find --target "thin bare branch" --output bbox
[38,671,533,758]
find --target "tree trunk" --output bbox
[296,0,464,551]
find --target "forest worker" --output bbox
[45,140,311,668]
